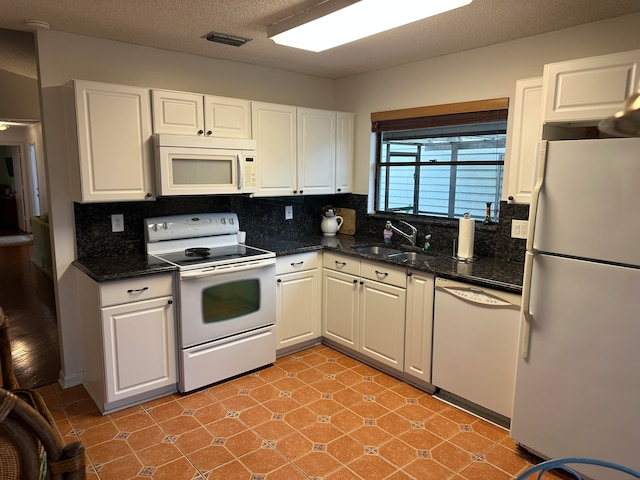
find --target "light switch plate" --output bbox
[111,214,124,232]
[285,205,293,220]
[511,219,529,239]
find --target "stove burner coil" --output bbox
[185,247,211,257]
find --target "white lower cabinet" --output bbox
[275,252,321,353]
[76,269,177,413]
[322,252,406,371]
[404,270,435,384]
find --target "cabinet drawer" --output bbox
[276,252,318,275]
[360,260,406,288]
[99,273,173,307]
[323,252,360,276]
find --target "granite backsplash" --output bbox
[74,194,528,263]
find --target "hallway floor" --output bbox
[38,345,548,480]
[0,235,60,388]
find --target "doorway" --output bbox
[0,143,31,232]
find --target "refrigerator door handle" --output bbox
[520,251,535,359]
[526,141,548,252]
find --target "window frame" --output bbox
[371,98,509,221]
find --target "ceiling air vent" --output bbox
[204,32,252,47]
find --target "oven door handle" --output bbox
[180,259,275,279]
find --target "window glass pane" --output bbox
[387,166,414,213]
[376,118,506,221]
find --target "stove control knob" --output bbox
[162,222,168,229]
[221,218,226,224]
[152,224,158,231]
[229,218,235,225]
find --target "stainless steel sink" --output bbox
[387,251,433,264]
[353,245,402,256]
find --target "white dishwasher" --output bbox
[432,277,521,419]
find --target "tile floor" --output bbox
[38,344,551,480]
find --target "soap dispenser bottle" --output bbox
[424,234,432,252]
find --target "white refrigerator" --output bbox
[510,138,640,479]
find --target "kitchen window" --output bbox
[372,98,508,221]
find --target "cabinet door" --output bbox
[335,111,354,194]
[297,108,335,195]
[359,278,406,370]
[151,90,204,135]
[506,77,542,205]
[322,268,359,350]
[101,296,176,404]
[543,50,640,124]
[204,96,251,139]
[404,271,435,383]
[276,269,321,351]
[73,80,154,202]
[252,102,297,196]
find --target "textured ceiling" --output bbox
[1,0,640,79]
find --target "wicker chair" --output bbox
[0,307,86,479]
[0,307,20,391]
[0,388,85,479]
[517,457,640,479]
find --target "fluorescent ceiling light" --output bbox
[267,0,472,52]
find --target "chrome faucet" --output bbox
[385,220,418,247]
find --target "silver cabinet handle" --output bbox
[374,270,389,278]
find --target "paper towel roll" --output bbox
[457,216,475,259]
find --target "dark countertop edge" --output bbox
[73,234,523,293]
[72,257,177,283]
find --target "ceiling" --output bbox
[1,0,640,80]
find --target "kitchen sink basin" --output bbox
[352,245,402,256]
[387,251,434,264]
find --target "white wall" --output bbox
[35,30,337,386]
[334,13,640,194]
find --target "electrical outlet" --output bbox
[285,205,293,220]
[111,214,124,232]
[511,219,529,239]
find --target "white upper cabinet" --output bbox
[67,80,154,203]
[542,49,640,124]
[252,102,298,196]
[335,112,354,194]
[152,89,251,139]
[252,103,353,196]
[297,107,336,195]
[505,77,543,205]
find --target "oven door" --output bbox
[178,259,276,348]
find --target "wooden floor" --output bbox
[0,230,60,388]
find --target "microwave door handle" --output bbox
[237,154,242,191]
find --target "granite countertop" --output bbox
[72,254,176,282]
[249,233,524,293]
[73,233,524,293]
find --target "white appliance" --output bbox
[511,138,640,479]
[145,212,276,392]
[432,277,521,421]
[155,134,258,196]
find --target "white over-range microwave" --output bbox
[154,134,257,195]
